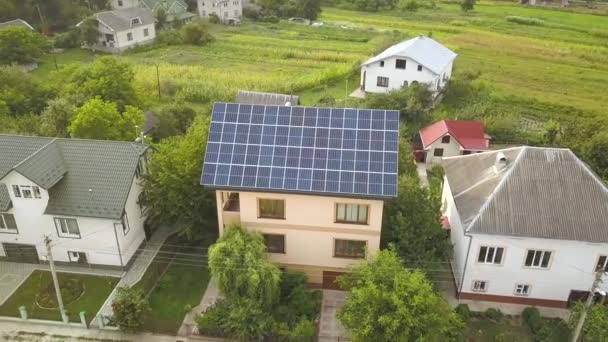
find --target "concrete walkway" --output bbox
[93,225,176,327]
[416,162,429,187]
[318,290,349,342]
[178,278,223,337]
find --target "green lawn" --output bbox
[0,270,119,324]
[466,318,534,342]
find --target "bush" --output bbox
[455,304,471,322]
[522,307,543,333]
[208,13,220,24]
[506,16,545,26]
[53,30,81,48]
[156,30,183,45]
[400,0,420,11]
[243,6,261,20]
[259,15,280,23]
[484,308,503,322]
[461,0,475,11]
[195,299,231,337]
[111,287,150,332]
[180,21,214,45]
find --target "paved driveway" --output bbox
[319,290,350,342]
[0,261,36,305]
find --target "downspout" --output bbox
[459,232,473,298]
[113,219,125,269]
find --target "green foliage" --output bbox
[399,0,419,12]
[69,98,143,140]
[583,132,608,180]
[208,13,220,24]
[381,175,452,267]
[295,0,323,20]
[363,84,433,131]
[460,0,475,11]
[274,272,322,325]
[455,304,471,323]
[483,308,503,322]
[544,119,560,145]
[53,29,82,48]
[153,103,196,140]
[39,98,77,137]
[0,26,48,65]
[571,301,608,341]
[195,299,231,337]
[337,248,464,341]
[0,66,53,115]
[141,118,217,239]
[208,225,281,308]
[256,0,322,20]
[111,286,150,332]
[155,8,168,29]
[522,307,543,334]
[79,17,100,47]
[506,16,545,26]
[180,21,214,45]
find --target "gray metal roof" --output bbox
[0,19,34,30]
[0,184,11,212]
[96,8,156,31]
[236,90,300,106]
[0,135,148,220]
[443,146,608,242]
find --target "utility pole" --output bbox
[44,236,68,323]
[571,269,604,342]
[156,64,161,100]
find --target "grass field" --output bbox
[0,271,118,324]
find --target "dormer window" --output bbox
[131,17,141,25]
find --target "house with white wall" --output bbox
[197,0,242,22]
[111,0,197,24]
[358,35,456,96]
[201,103,399,288]
[0,135,149,270]
[442,147,608,308]
[418,120,490,164]
[88,8,156,53]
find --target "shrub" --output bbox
[259,15,280,23]
[195,299,231,337]
[156,30,183,45]
[461,0,475,11]
[53,30,81,48]
[400,0,420,11]
[208,13,220,24]
[111,287,150,332]
[522,307,543,333]
[484,308,503,322]
[506,16,545,26]
[180,21,214,45]
[243,6,261,20]
[455,304,471,322]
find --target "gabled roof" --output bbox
[0,19,34,30]
[236,90,300,106]
[0,135,148,220]
[95,8,156,31]
[444,147,608,242]
[141,0,187,11]
[362,36,457,74]
[420,120,488,150]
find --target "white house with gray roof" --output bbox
[358,35,456,96]
[442,146,608,309]
[87,7,157,53]
[0,135,149,269]
[111,0,197,24]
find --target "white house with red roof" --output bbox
[418,120,490,164]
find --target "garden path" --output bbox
[318,290,350,342]
[177,277,223,337]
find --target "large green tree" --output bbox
[69,98,143,140]
[583,131,608,181]
[0,26,48,65]
[381,175,452,267]
[569,302,608,341]
[111,286,150,332]
[208,225,281,308]
[0,66,53,115]
[338,248,463,341]
[39,98,77,137]
[141,117,217,239]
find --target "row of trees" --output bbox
[332,0,474,12]
[246,0,323,21]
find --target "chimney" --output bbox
[494,152,508,173]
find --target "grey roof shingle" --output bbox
[0,135,148,220]
[236,90,300,106]
[0,184,11,211]
[443,146,608,242]
[96,8,156,31]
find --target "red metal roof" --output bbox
[419,120,489,151]
[441,216,450,230]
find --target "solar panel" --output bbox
[201,103,400,198]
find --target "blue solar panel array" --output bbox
[201,103,399,198]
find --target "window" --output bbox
[54,217,80,238]
[0,213,17,233]
[376,76,389,88]
[403,81,408,87]
[524,249,552,268]
[258,199,285,219]
[462,151,471,155]
[477,246,504,264]
[514,284,531,296]
[472,280,488,292]
[118,0,123,6]
[417,65,423,72]
[335,203,368,224]
[263,234,285,253]
[441,135,451,144]
[395,59,406,69]
[143,28,149,37]
[33,186,41,199]
[131,18,141,25]
[434,148,444,157]
[224,2,228,6]
[380,61,384,67]
[68,251,86,263]
[20,186,32,199]
[12,185,20,198]
[121,212,130,235]
[334,239,366,258]
[596,255,608,272]
[127,32,133,41]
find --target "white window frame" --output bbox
[596,255,608,272]
[121,212,130,235]
[477,245,505,265]
[376,76,389,88]
[127,32,133,41]
[514,284,531,296]
[524,249,553,269]
[472,280,488,293]
[20,185,32,199]
[0,213,18,234]
[54,217,81,239]
[68,251,86,262]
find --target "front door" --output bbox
[322,271,346,290]
[2,243,39,264]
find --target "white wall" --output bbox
[115,175,147,266]
[110,0,139,9]
[197,0,242,21]
[442,178,470,291]
[361,56,442,94]
[96,21,156,52]
[425,133,464,164]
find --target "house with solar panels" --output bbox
[201,103,399,288]
[358,35,457,96]
[0,135,149,269]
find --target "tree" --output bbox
[79,17,100,48]
[569,302,608,341]
[544,119,560,145]
[69,98,143,140]
[154,103,196,140]
[111,286,150,332]
[381,175,452,267]
[363,84,433,130]
[208,225,281,308]
[461,0,475,11]
[583,132,608,180]
[295,0,322,20]
[39,98,77,137]
[57,56,137,109]
[180,21,214,45]
[0,66,54,115]
[141,118,217,240]
[0,26,48,65]
[155,8,167,29]
[337,248,463,341]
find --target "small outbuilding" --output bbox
[417,120,490,164]
[236,90,300,106]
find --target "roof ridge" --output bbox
[464,146,527,233]
[569,149,608,195]
[13,138,58,170]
